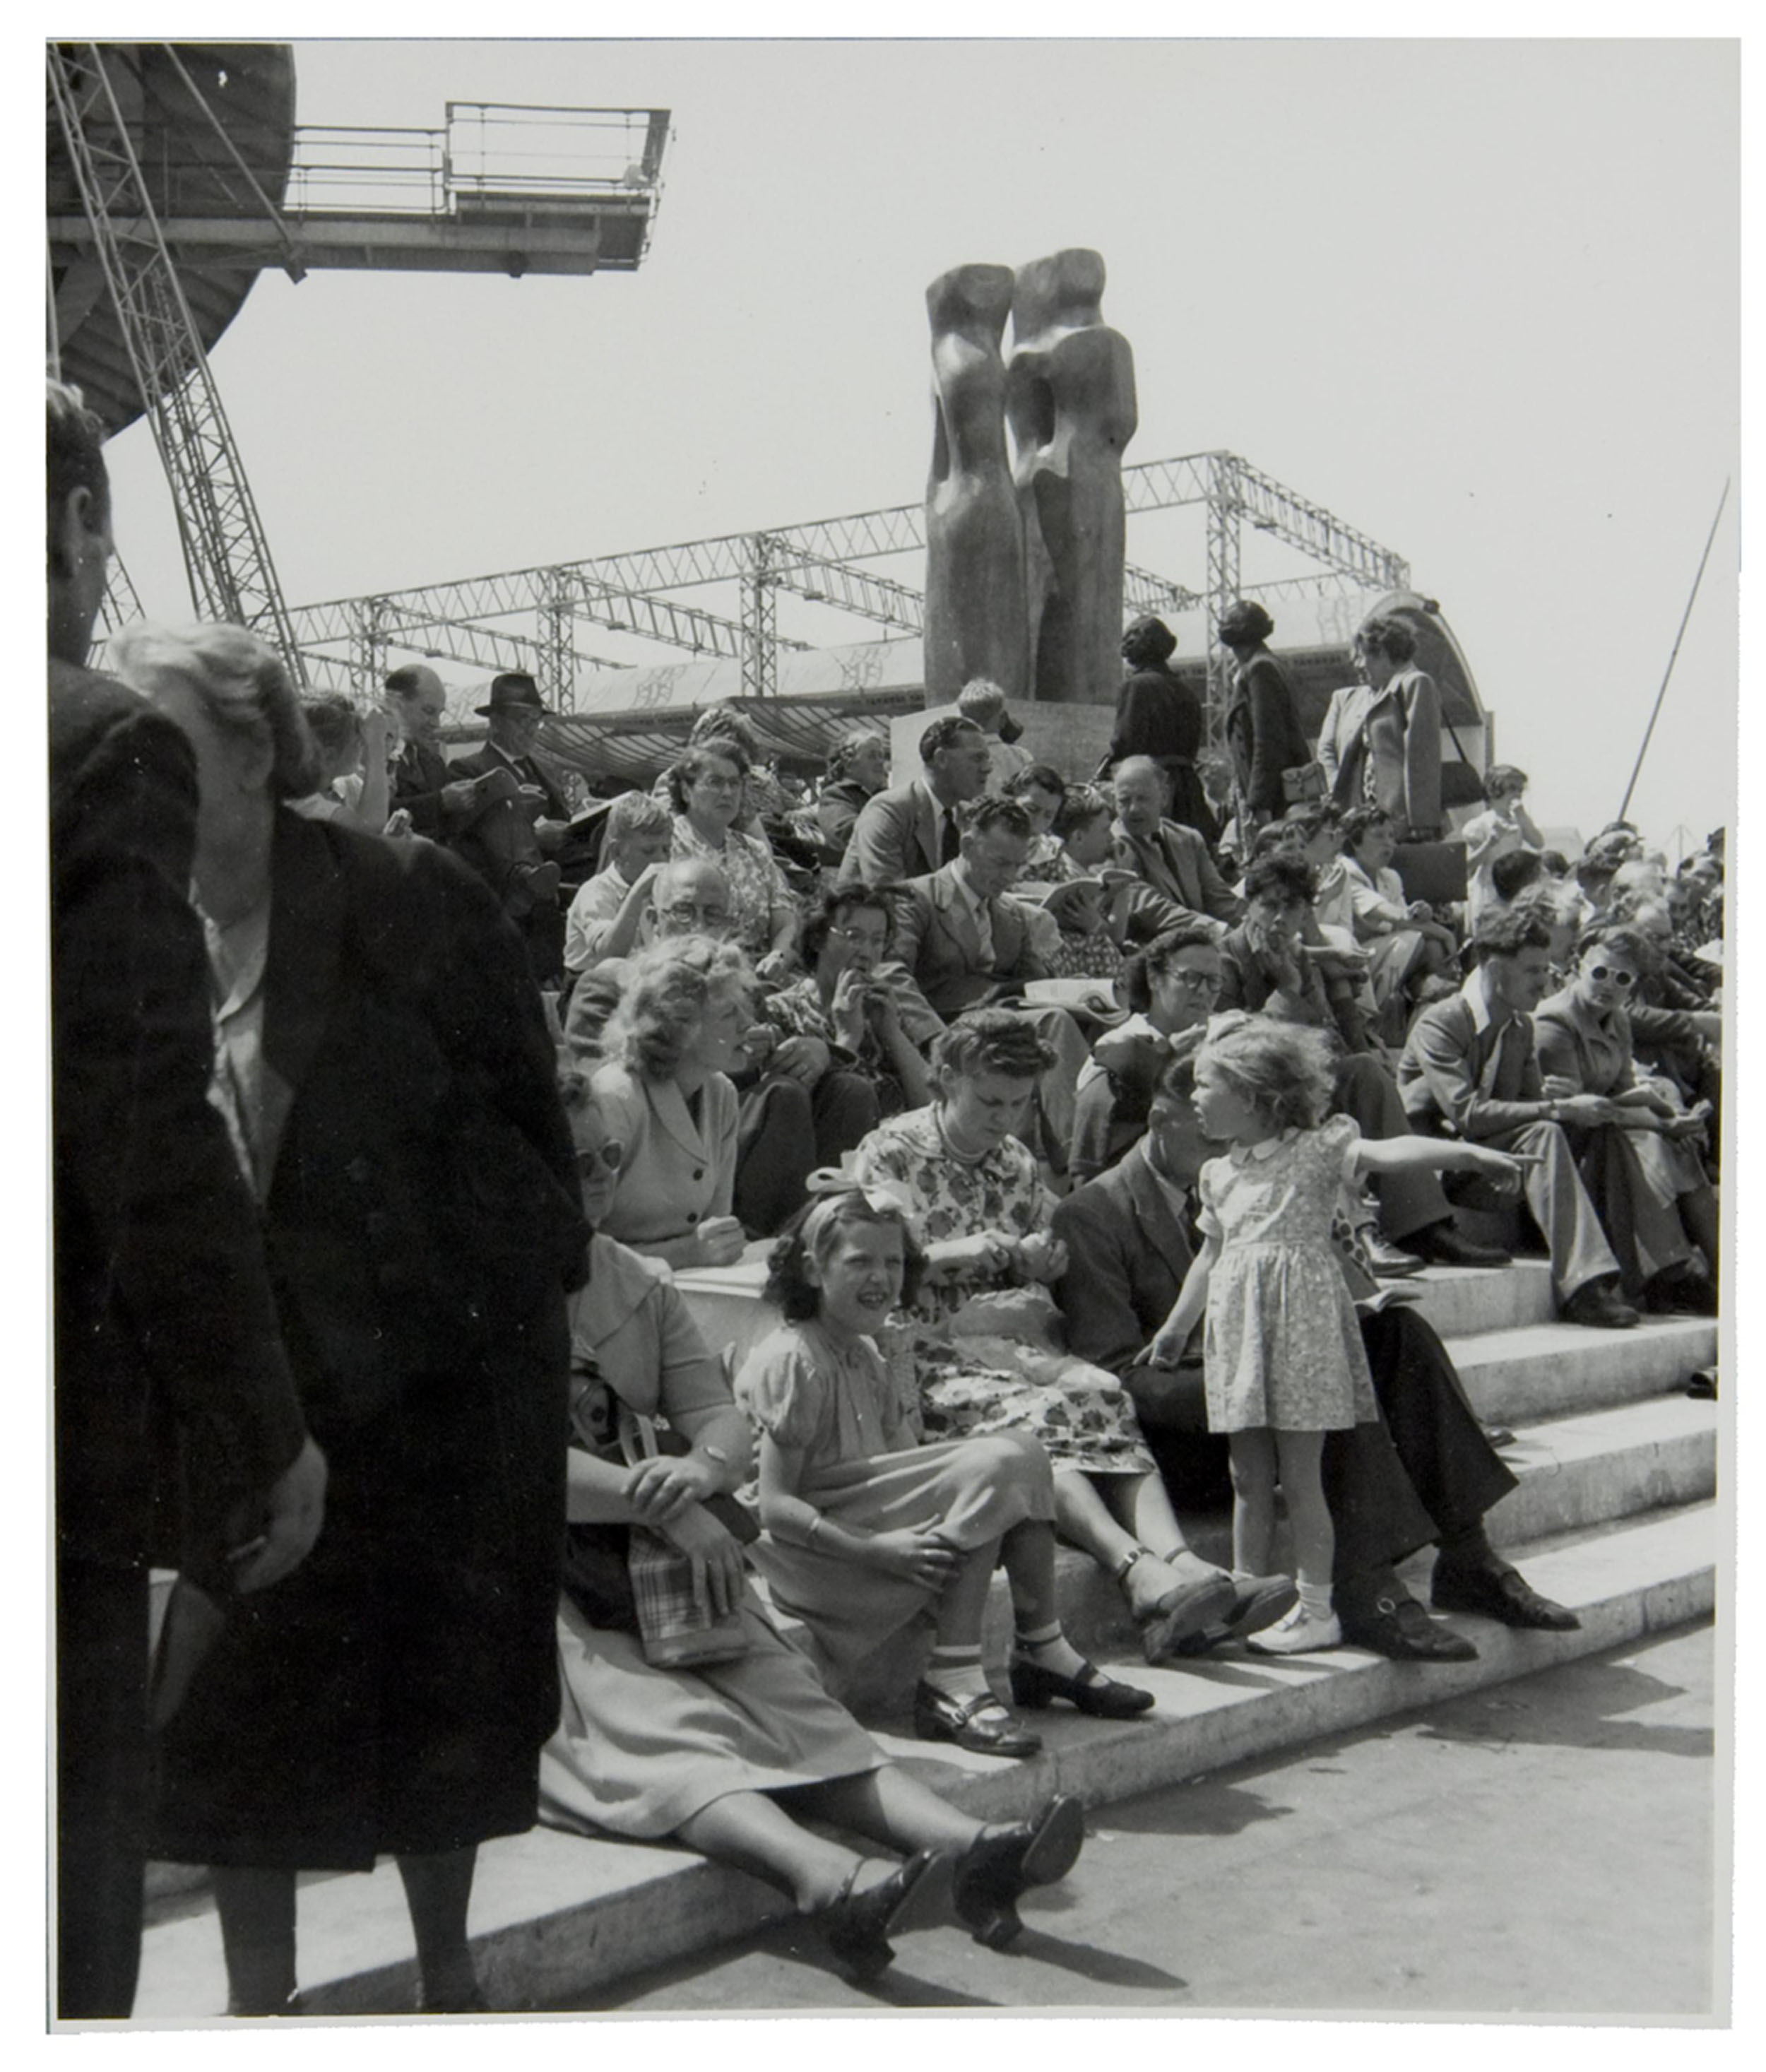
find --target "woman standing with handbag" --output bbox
[1316,615,1445,842]
[1219,600,1312,835]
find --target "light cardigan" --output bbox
[589,1059,738,1264]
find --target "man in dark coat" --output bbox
[1052,1059,1578,1656]
[47,381,326,2018]
[451,671,574,982]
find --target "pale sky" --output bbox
[85,32,1739,853]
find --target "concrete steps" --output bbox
[134,1248,1721,2016]
[131,1500,1717,2017]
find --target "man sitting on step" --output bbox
[1398,904,1643,1330]
[1052,1058,1580,1657]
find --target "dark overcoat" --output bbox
[153,810,587,1869]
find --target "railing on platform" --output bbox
[284,103,669,223]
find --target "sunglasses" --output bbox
[1587,966,1637,989]
[576,1139,626,1176]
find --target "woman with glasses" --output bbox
[667,743,799,983]
[762,886,932,1137]
[1531,925,1719,1313]
[1069,925,1225,1185]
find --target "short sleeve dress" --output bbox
[538,1238,889,1844]
[1197,1115,1380,1434]
[737,1321,1053,1669]
[853,1107,1156,1475]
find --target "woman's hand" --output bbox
[756,948,795,986]
[925,1232,1013,1282]
[690,1215,747,1267]
[1146,1320,1190,1368]
[1011,1231,1068,1284]
[622,1450,720,1526]
[653,1503,747,1621]
[862,1528,961,1589]
[771,1034,829,1087]
[829,967,870,1050]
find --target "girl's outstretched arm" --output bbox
[1354,1135,1530,1192]
[1146,1233,1221,1368]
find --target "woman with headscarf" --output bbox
[1105,615,1216,843]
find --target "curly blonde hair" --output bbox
[1195,1011,1335,1135]
[604,934,754,1080]
[112,621,319,800]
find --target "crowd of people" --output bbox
[49,377,1724,2018]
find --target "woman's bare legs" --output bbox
[212,1866,298,2015]
[673,1790,877,1912]
[790,1766,985,1859]
[928,1537,1000,1654]
[1053,1468,1223,1616]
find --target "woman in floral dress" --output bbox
[667,740,798,981]
[852,1013,1245,1657]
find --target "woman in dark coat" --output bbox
[1219,599,1312,831]
[1105,615,1217,843]
[117,622,586,2015]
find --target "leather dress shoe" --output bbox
[1134,1568,1238,1660]
[1362,1233,1425,1277]
[954,1794,1086,1950]
[1431,1560,1581,1631]
[1171,1572,1300,1658]
[1411,1223,1512,1268]
[818,1848,953,1982]
[1561,1279,1641,1330]
[1009,1653,1154,1717]
[1339,1591,1478,1663]
[913,1681,1043,1758]
[1644,1269,1719,1317]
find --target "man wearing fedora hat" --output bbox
[453,672,575,983]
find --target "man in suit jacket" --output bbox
[386,662,485,838]
[1315,612,1444,840]
[837,714,992,888]
[1110,757,1243,925]
[47,381,326,2016]
[449,672,576,983]
[1398,906,1640,1327]
[1052,1060,1576,1657]
[881,796,1089,1169]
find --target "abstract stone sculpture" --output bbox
[1006,249,1137,705]
[923,264,1028,701]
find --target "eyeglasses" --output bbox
[576,1139,625,1176]
[661,904,728,925]
[834,928,889,952]
[1587,966,1637,989]
[1168,969,1223,990]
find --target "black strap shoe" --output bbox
[913,1681,1043,1758]
[954,1794,1086,1950]
[1009,1653,1155,1718]
[818,1849,953,1982]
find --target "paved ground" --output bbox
[556,1619,1720,2021]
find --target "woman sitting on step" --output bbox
[540,1079,1086,1982]
[739,1185,1154,1760]
[851,1014,1290,1664]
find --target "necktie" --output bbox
[940,808,960,865]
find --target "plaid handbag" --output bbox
[562,1362,754,1667]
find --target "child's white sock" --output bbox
[923,1646,990,1703]
[1298,1580,1334,1623]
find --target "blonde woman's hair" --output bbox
[603,933,754,1081]
[111,621,319,800]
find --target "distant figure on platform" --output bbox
[957,677,1033,794]
[452,671,572,985]
[1218,600,1311,833]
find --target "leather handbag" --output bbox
[1281,760,1328,805]
[1438,715,1487,809]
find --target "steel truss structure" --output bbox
[290,450,1410,726]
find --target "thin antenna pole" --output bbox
[1618,478,1731,824]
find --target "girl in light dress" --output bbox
[1150,1014,1527,1653]
[739,1186,1154,1767]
